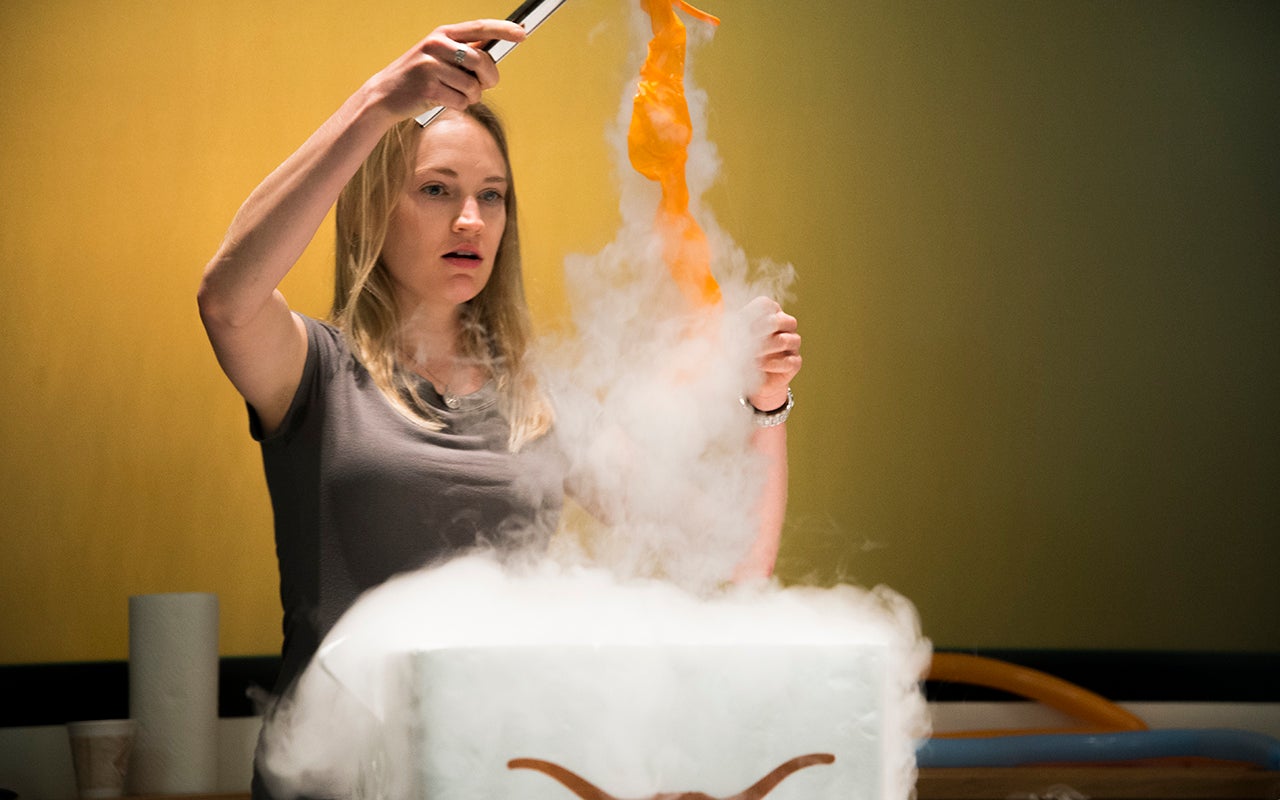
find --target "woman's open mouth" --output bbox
[443,248,483,267]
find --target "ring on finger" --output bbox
[453,47,468,65]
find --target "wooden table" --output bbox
[917,767,1280,799]
[130,768,1280,800]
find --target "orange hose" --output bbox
[928,653,1148,738]
[627,0,722,309]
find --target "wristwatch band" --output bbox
[741,388,794,427]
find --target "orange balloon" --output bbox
[627,0,722,309]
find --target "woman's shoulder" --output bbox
[295,313,339,337]
[294,313,350,355]
[290,313,369,388]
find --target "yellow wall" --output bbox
[1,0,1276,664]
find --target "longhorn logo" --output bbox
[508,753,836,800]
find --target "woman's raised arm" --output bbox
[197,20,524,434]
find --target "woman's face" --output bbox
[382,111,509,316]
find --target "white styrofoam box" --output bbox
[408,644,894,800]
[259,555,929,800]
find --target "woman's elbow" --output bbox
[196,259,259,331]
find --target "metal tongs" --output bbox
[416,0,570,127]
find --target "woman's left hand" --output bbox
[745,296,802,412]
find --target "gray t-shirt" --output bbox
[252,315,566,693]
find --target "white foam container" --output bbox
[406,643,904,800]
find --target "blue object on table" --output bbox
[917,728,1280,770]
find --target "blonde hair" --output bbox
[331,104,552,451]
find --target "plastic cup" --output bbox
[66,719,136,799]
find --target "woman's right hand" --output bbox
[365,19,527,121]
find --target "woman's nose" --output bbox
[453,197,484,232]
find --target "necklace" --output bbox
[412,359,462,410]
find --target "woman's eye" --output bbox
[479,189,504,204]
[420,183,446,197]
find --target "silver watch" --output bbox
[741,388,794,427]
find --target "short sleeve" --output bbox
[248,314,342,443]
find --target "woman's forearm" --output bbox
[732,297,800,581]
[198,89,394,326]
[734,423,788,581]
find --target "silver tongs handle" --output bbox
[415,0,569,127]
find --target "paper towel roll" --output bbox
[128,592,219,795]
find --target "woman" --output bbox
[198,17,800,786]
